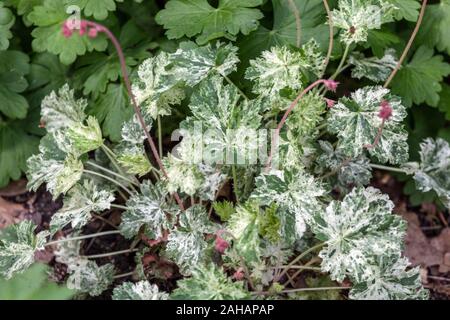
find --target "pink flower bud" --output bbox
[378,100,393,120]
[215,231,229,254]
[62,22,73,38]
[233,268,245,281]
[88,28,99,38]
[323,79,339,92]
[325,98,336,108]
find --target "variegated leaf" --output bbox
[165,205,217,275]
[310,187,406,282]
[413,138,450,209]
[41,84,87,133]
[120,180,178,239]
[349,49,398,82]
[251,168,326,240]
[132,52,185,119]
[50,180,115,234]
[112,281,169,300]
[0,220,49,279]
[171,41,239,86]
[171,264,249,300]
[27,134,83,199]
[332,0,397,45]
[67,116,103,155]
[66,260,115,297]
[328,86,408,164]
[316,140,372,190]
[349,255,428,300]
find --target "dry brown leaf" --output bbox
[0,179,27,197]
[0,196,26,229]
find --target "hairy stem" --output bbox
[287,0,301,47]
[45,230,121,247]
[321,0,334,76]
[113,271,135,279]
[223,74,249,101]
[369,163,410,174]
[111,204,129,210]
[83,21,185,211]
[82,248,138,259]
[384,0,428,88]
[86,161,139,187]
[253,286,351,296]
[275,242,325,282]
[83,169,134,195]
[265,79,331,171]
[232,165,240,203]
[330,43,350,81]
[157,115,163,157]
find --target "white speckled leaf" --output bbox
[50,180,115,234]
[112,281,169,300]
[41,84,87,133]
[349,255,428,300]
[27,134,83,199]
[332,0,397,45]
[349,49,398,82]
[171,264,249,300]
[251,168,326,237]
[171,41,239,86]
[120,180,178,239]
[316,140,372,190]
[165,205,217,275]
[328,86,408,164]
[413,138,450,209]
[66,260,114,297]
[132,52,185,119]
[310,187,406,282]
[0,220,49,279]
[67,116,104,156]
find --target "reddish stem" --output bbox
[265,79,337,172]
[384,0,428,88]
[69,20,185,211]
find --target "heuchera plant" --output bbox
[1,0,449,300]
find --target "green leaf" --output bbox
[0,51,30,119]
[29,0,108,65]
[171,264,249,300]
[0,122,39,188]
[311,187,406,282]
[27,53,70,109]
[332,0,397,45]
[155,0,264,44]
[349,48,397,82]
[171,41,239,87]
[386,0,421,21]
[238,0,330,64]
[4,0,43,26]
[112,281,169,300]
[0,220,49,279]
[413,138,450,210]
[165,205,217,274]
[416,0,450,55]
[0,263,74,300]
[66,0,123,20]
[120,180,178,239]
[390,46,450,107]
[437,84,450,120]
[213,200,234,222]
[0,3,15,50]
[366,28,400,57]
[50,179,115,234]
[349,255,428,300]
[90,83,134,142]
[328,86,409,164]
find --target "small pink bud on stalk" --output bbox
[233,268,245,281]
[215,230,229,254]
[325,98,336,108]
[365,100,393,149]
[265,79,340,172]
[62,19,186,211]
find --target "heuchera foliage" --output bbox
[1,0,450,300]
